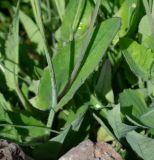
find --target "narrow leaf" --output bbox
[4,2,19,90]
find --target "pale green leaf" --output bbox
[19,10,43,54]
[126,131,154,160]
[0,93,13,111]
[56,18,121,111]
[107,105,136,139]
[56,0,92,43]
[52,0,65,21]
[4,2,19,90]
[120,38,154,80]
[140,107,154,128]
[119,89,147,117]
[33,18,120,110]
[115,0,141,37]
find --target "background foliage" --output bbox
[0,0,154,159]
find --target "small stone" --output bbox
[0,139,31,160]
[59,140,94,160]
[59,140,122,160]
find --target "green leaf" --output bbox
[60,0,85,42]
[0,102,21,141]
[0,93,13,111]
[0,94,49,142]
[139,15,154,37]
[7,111,49,142]
[33,106,89,160]
[139,107,154,128]
[115,0,141,37]
[97,126,114,142]
[52,0,65,21]
[138,14,154,52]
[142,35,154,52]
[57,0,92,43]
[138,12,154,52]
[126,131,154,160]
[95,59,114,103]
[4,2,19,90]
[93,112,114,141]
[33,37,84,110]
[33,17,120,110]
[100,0,113,15]
[19,10,44,54]
[119,89,147,117]
[30,0,58,111]
[56,18,121,110]
[107,105,136,139]
[120,38,154,80]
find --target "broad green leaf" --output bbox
[56,0,92,43]
[19,10,43,54]
[33,126,71,160]
[0,93,12,111]
[126,115,147,128]
[30,0,58,110]
[0,94,49,142]
[95,59,114,103]
[126,131,154,160]
[120,38,154,80]
[0,103,21,141]
[29,80,39,95]
[139,0,154,39]
[52,0,65,21]
[56,18,121,110]
[7,111,49,142]
[119,89,147,117]
[139,107,154,128]
[62,104,88,128]
[113,0,141,43]
[33,106,89,160]
[33,37,84,110]
[33,17,121,110]
[97,126,114,142]
[139,15,154,52]
[93,112,114,141]
[142,35,154,52]
[4,2,19,90]
[139,15,154,37]
[74,0,93,40]
[107,105,136,139]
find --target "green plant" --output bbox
[0,0,154,159]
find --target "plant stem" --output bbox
[46,0,51,22]
[30,0,58,128]
[59,0,101,99]
[143,0,154,38]
[0,123,59,134]
[54,0,63,21]
[15,83,31,111]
